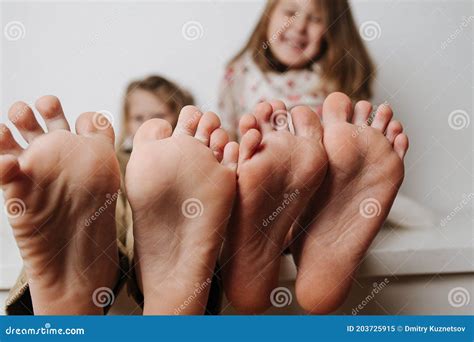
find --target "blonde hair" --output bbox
[118,75,194,147]
[229,0,374,100]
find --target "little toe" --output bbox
[386,120,403,145]
[75,111,116,144]
[173,105,202,137]
[0,124,22,156]
[394,133,409,160]
[371,103,393,132]
[222,141,239,172]
[254,102,276,133]
[209,128,229,162]
[8,101,44,143]
[290,105,322,138]
[0,154,20,186]
[239,114,258,136]
[239,128,262,163]
[132,118,173,146]
[352,100,372,126]
[35,95,70,131]
[195,111,221,146]
[322,92,353,125]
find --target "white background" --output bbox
[0,1,472,285]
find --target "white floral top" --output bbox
[218,52,326,138]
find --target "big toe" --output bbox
[322,92,353,125]
[133,118,173,146]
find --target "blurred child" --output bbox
[218,0,374,139]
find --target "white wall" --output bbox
[1,1,472,286]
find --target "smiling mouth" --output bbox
[282,35,307,50]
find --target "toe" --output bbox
[173,105,202,137]
[269,99,287,112]
[194,111,221,146]
[290,105,322,138]
[75,111,116,144]
[132,118,173,146]
[394,133,409,160]
[222,141,239,172]
[239,128,262,163]
[254,102,276,133]
[386,120,403,145]
[0,154,20,186]
[35,95,70,131]
[8,101,44,143]
[209,128,229,162]
[371,103,393,132]
[239,114,258,136]
[352,100,372,126]
[322,92,353,125]
[0,124,22,156]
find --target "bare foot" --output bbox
[125,106,239,315]
[221,101,328,313]
[0,96,121,314]
[291,92,409,314]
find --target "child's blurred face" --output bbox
[127,89,177,137]
[267,0,325,68]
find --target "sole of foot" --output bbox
[0,96,121,314]
[291,92,409,314]
[125,106,238,315]
[221,101,328,314]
